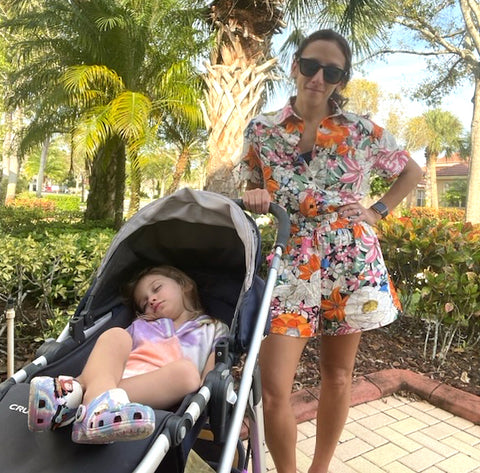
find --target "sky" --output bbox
[359,54,474,165]
[362,53,474,130]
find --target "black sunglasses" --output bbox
[298,57,346,84]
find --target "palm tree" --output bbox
[405,110,464,209]
[156,113,208,195]
[0,3,23,205]
[2,0,207,225]
[3,0,392,214]
[2,109,23,204]
[22,135,74,191]
[64,62,201,217]
[138,144,178,199]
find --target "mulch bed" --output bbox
[295,315,480,397]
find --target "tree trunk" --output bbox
[1,112,13,205]
[127,156,141,219]
[5,154,19,204]
[36,136,50,198]
[113,141,126,229]
[203,56,276,196]
[425,150,438,209]
[166,149,190,195]
[465,75,480,223]
[203,1,284,196]
[85,135,125,227]
[2,110,21,205]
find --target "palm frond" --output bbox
[73,106,113,161]
[127,123,162,161]
[283,0,393,55]
[62,64,125,96]
[95,14,127,31]
[109,91,152,142]
[152,60,204,128]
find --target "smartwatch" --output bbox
[370,201,389,219]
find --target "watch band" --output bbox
[370,201,389,218]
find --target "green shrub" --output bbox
[0,204,98,238]
[7,191,82,213]
[42,193,82,211]
[0,205,115,341]
[0,229,115,335]
[3,203,479,367]
[7,195,56,211]
[402,206,465,222]
[256,215,277,277]
[378,215,480,364]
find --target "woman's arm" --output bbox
[339,157,423,225]
[368,157,423,223]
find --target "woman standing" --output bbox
[238,29,422,473]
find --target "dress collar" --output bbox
[273,96,345,126]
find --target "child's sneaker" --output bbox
[71,388,155,444]
[28,376,83,431]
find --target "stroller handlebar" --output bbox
[233,199,290,249]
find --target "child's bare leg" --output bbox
[77,327,132,404]
[119,359,201,409]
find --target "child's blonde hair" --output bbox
[125,265,204,319]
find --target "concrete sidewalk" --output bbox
[266,369,480,473]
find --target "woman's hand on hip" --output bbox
[242,188,271,214]
[338,203,382,226]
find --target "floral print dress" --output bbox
[237,98,409,337]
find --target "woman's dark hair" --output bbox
[294,29,352,108]
[124,265,204,319]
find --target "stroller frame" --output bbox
[0,188,290,473]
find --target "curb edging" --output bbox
[290,368,480,425]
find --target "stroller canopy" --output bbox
[79,188,262,329]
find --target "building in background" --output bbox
[415,154,469,208]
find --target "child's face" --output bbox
[133,274,188,323]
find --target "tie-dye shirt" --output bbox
[122,315,229,378]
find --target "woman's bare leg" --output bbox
[77,327,132,404]
[308,332,362,473]
[259,333,309,473]
[119,359,201,409]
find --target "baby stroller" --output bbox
[0,188,290,473]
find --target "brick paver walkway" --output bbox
[265,394,480,473]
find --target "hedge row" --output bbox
[377,210,480,362]
[0,205,115,339]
